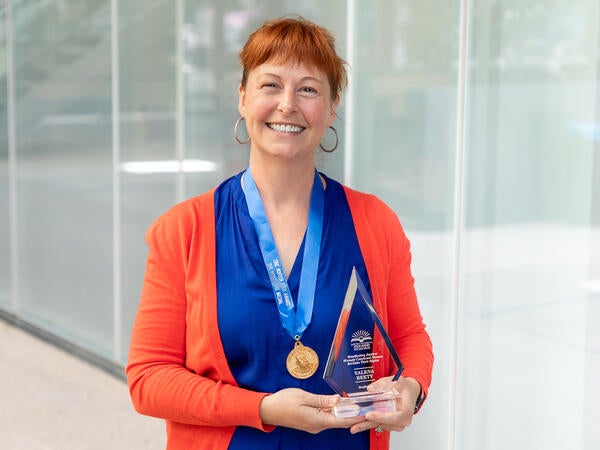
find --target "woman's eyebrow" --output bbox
[257,73,325,84]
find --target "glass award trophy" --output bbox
[323,267,404,418]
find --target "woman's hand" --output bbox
[259,388,365,434]
[349,376,422,435]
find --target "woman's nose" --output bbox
[278,89,297,114]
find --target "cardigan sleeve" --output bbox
[345,188,433,408]
[383,208,434,403]
[126,198,272,430]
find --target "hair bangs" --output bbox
[239,17,347,100]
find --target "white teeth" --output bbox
[268,123,304,133]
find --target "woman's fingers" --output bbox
[260,388,365,434]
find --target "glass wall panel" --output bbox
[459,1,600,449]
[0,6,10,307]
[182,0,347,197]
[118,0,179,363]
[13,1,114,356]
[0,1,598,448]
[351,1,460,448]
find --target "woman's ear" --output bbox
[238,84,246,117]
[328,94,341,125]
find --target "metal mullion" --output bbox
[110,0,122,363]
[448,0,472,449]
[176,0,185,202]
[343,0,356,187]
[7,0,19,314]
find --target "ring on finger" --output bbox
[375,425,384,433]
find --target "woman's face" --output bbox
[238,61,339,163]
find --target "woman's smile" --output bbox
[266,122,306,133]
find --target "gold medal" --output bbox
[286,341,319,379]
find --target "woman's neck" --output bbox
[246,155,317,277]
[247,156,316,208]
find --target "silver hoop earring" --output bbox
[234,117,250,145]
[319,126,338,153]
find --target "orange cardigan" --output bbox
[126,185,433,450]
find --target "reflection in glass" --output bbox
[117,0,179,362]
[458,2,599,449]
[14,1,113,355]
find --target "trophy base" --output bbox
[333,391,399,418]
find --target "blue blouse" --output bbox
[215,171,370,450]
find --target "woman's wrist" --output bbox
[259,394,276,426]
[403,377,423,411]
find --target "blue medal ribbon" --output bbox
[242,168,324,342]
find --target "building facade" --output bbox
[1,1,599,449]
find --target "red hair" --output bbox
[239,16,348,101]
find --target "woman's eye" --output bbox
[262,83,279,89]
[300,86,318,95]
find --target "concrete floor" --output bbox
[0,320,165,450]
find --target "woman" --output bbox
[127,16,433,450]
